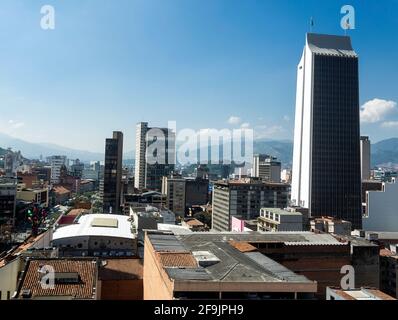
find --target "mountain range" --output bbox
[0,132,397,168]
[0,132,103,162]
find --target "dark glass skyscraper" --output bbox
[102,131,123,214]
[292,33,362,229]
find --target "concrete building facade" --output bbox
[258,208,303,232]
[253,155,281,183]
[360,136,371,181]
[212,179,289,232]
[48,156,67,184]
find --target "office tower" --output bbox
[102,131,123,214]
[69,159,84,178]
[4,150,22,178]
[291,33,362,229]
[360,136,371,181]
[134,122,175,191]
[212,179,289,231]
[253,154,281,182]
[48,155,67,184]
[0,177,17,225]
[162,174,209,217]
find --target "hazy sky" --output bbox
[1,0,397,152]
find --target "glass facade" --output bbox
[103,132,123,214]
[311,54,362,229]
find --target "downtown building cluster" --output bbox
[1,33,398,301]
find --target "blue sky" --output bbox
[1,0,397,152]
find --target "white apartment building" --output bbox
[48,155,67,184]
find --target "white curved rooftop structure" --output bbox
[53,214,135,241]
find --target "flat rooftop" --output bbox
[261,208,303,216]
[53,214,135,241]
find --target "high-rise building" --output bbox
[70,159,84,178]
[360,136,371,181]
[253,154,281,182]
[4,150,22,178]
[102,131,123,214]
[134,122,175,191]
[48,155,67,184]
[162,174,209,217]
[291,33,362,229]
[212,179,289,231]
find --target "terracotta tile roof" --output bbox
[67,209,87,216]
[185,219,204,227]
[380,249,394,257]
[99,259,143,280]
[333,290,356,300]
[157,252,198,268]
[53,186,71,195]
[17,259,98,300]
[229,241,258,253]
[0,232,50,267]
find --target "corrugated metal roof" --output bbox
[165,268,213,281]
[149,234,187,252]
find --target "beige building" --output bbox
[310,216,352,236]
[17,186,49,207]
[258,208,303,232]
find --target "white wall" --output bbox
[0,258,24,300]
[363,181,398,231]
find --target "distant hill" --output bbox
[252,138,398,168]
[253,140,293,166]
[1,132,397,167]
[0,132,103,162]
[371,138,398,167]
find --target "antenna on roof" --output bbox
[344,20,351,36]
[310,17,314,33]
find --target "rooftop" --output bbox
[214,179,288,187]
[183,218,205,227]
[53,214,135,241]
[16,258,98,300]
[328,287,396,300]
[261,208,303,216]
[53,186,71,195]
[366,231,398,240]
[98,258,143,280]
[147,231,325,290]
[306,33,358,58]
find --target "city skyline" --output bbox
[1,0,397,153]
